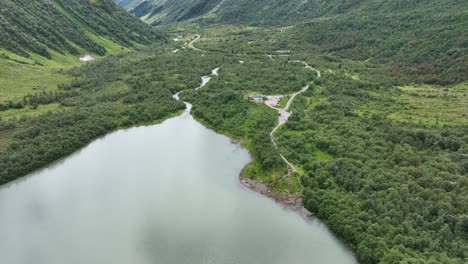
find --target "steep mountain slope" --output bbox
[118,0,467,28]
[117,0,416,25]
[0,0,164,59]
[114,0,145,10]
[115,0,219,25]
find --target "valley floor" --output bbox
[0,24,467,264]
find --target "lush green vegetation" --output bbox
[0,0,169,120]
[0,46,226,184]
[183,54,312,192]
[170,26,467,263]
[0,0,164,59]
[387,84,468,126]
[0,49,76,104]
[121,0,467,84]
[285,1,468,85]
[2,21,455,262]
[1,0,467,262]
[277,72,467,263]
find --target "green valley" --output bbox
[0,0,467,263]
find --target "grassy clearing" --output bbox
[87,32,130,55]
[0,103,63,120]
[388,83,468,126]
[314,149,333,160]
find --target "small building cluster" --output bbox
[249,95,284,107]
[249,95,264,103]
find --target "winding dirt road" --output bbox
[188,34,202,52]
[291,60,321,78]
[267,60,321,177]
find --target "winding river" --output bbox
[0,73,357,264]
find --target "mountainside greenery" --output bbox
[0,0,165,59]
[0,0,167,111]
[117,0,467,85]
[117,0,343,25]
[284,0,468,85]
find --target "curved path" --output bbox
[188,34,202,52]
[172,34,202,53]
[291,60,321,78]
[267,60,321,178]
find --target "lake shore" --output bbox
[240,176,314,217]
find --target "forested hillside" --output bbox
[0,0,164,59]
[285,0,468,85]
[117,0,338,24]
[117,0,467,26]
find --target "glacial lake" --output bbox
[0,106,357,264]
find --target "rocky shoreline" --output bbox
[240,177,314,217]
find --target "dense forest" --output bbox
[286,1,468,85]
[278,73,468,263]
[0,0,164,59]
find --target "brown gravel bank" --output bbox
[240,177,314,217]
